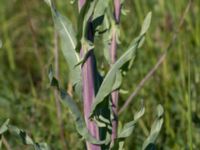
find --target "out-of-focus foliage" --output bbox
[0,0,199,149]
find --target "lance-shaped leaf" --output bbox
[111,104,145,150]
[142,104,164,150]
[45,0,81,88]
[90,12,152,118]
[48,66,109,145]
[118,105,145,138]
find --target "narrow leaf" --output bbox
[45,0,81,87]
[142,104,164,150]
[90,12,152,118]
[140,12,152,36]
[48,67,109,145]
[90,35,142,118]
[118,106,145,138]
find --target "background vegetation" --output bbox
[0,0,199,149]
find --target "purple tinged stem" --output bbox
[79,1,100,150]
[110,0,121,143]
[114,0,121,24]
[110,26,119,143]
[81,50,100,150]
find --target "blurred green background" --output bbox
[0,0,199,149]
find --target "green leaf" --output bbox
[142,104,164,150]
[118,105,145,138]
[92,0,109,21]
[90,12,152,118]
[92,0,110,34]
[140,12,152,36]
[0,119,10,149]
[0,119,49,150]
[0,119,9,134]
[111,104,145,150]
[48,67,109,145]
[90,34,142,118]
[45,0,81,88]
[76,0,96,50]
[8,125,50,150]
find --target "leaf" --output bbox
[118,105,145,138]
[48,67,109,145]
[0,119,49,150]
[92,0,109,21]
[45,0,81,88]
[142,104,164,150]
[140,12,152,36]
[0,119,9,134]
[92,0,110,33]
[8,125,50,150]
[90,12,152,118]
[90,33,142,118]
[76,0,96,51]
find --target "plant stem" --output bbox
[81,49,100,150]
[79,1,100,150]
[110,0,121,143]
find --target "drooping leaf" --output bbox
[45,0,81,88]
[0,119,49,150]
[90,12,152,118]
[48,66,109,145]
[8,125,50,150]
[142,104,164,150]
